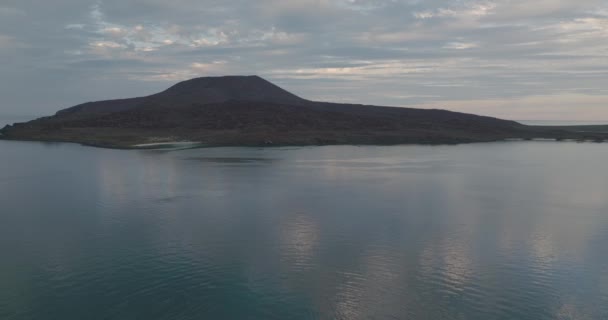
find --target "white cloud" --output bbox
[443,42,479,50]
[102,27,126,37]
[190,29,230,47]
[90,41,125,49]
[414,2,497,20]
[270,60,445,81]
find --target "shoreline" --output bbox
[0,135,605,151]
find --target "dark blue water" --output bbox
[1,138,607,319]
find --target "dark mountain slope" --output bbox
[56,75,308,119]
[2,76,606,148]
[55,97,148,118]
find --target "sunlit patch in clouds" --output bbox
[443,42,479,50]
[91,41,124,49]
[553,18,608,42]
[272,60,442,81]
[414,2,497,20]
[1,0,607,120]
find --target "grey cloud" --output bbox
[0,0,607,119]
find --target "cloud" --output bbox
[413,93,608,120]
[443,42,479,50]
[0,0,607,120]
[0,35,14,47]
[414,2,497,20]
[0,6,25,17]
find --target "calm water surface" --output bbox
[1,138,607,319]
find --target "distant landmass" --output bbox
[1,75,607,148]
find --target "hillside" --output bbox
[1,76,606,148]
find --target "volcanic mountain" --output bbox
[1,75,606,148]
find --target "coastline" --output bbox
[1,133,605,150]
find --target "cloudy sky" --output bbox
[1,0,607,120]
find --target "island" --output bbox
[1,75,606,148]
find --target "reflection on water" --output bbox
[280,213,319,272]
[1,141,608,319]
[183,156,277,164]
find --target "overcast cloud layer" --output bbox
[1,0,607,120]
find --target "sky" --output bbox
[0,0,607,120]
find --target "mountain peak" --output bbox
[166,75,264,89]
[158,75,308,105]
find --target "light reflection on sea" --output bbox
[0,141,607,319]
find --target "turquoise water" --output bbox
[1,138,607,319]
